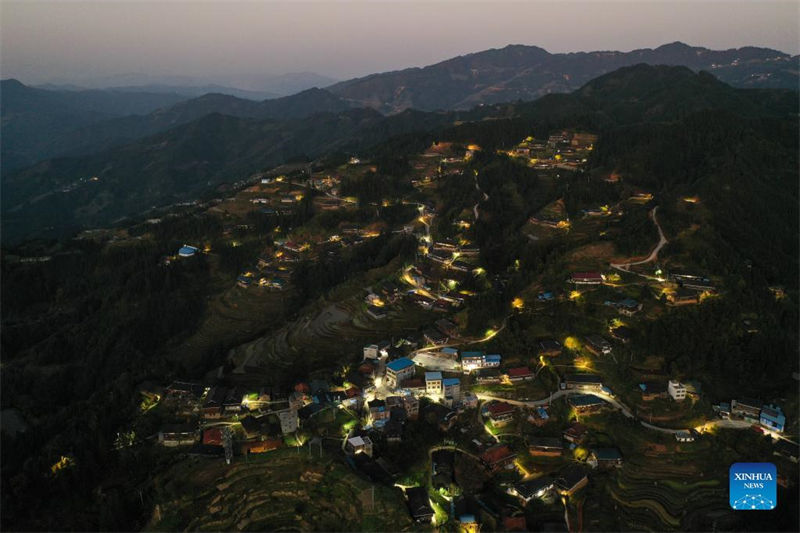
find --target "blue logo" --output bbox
[729,462,777,510]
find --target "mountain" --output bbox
[327,42,798,113]
[1,86,352,174]
[3,65,796,244]
[0,79,189,171]
[100,84,280,101]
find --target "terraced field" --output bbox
[602,456,730,531]
[147,449,416,531]
[228,264,438,379]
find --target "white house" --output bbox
[426,372,443,396]
[346,436,373,457]
[278,408,299,434]
[668,380,687,401]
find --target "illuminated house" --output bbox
[425,372,443,396]
[563,374,603,391]
[570,272,603,285]
[668,380,687,401]
[732,398,761,421]
[443,378,461,403]
[528,437,563,457]
[487,401,516,426]
[510,477,554,503]
[584,335,612,356]
[385,357,415,389]
[346,435,373,457]
[480,444,516,472]
[588,447,623,469]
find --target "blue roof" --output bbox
[536,407,549,419]
[443,378,460,386]
[484,354,502,363]
[425,372,443,381]
[461,351,484,358]
[442,347,459,355]
[178,245,198,256]
[386,358,414,372]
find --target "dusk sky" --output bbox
[2,1,797,87]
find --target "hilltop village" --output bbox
[63,131,797,531]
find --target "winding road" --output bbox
[475,389,752,436]
[609,206,668,279]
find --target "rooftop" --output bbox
[386,357,415,372]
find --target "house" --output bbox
[563,422,588,443]
[461,351,485,372]
[405,487,434,523]
[443,378,461,402]
[563,374,603,391]
[363,344,380,359]
[760,405,786,433]
[639,382,668,401]
[277,409,299,434]
[402,378,426,396]
[538,339,563,357]
[346,435,373,457]
[202,386,228,418]
[487,402,515,426]
[385,357,415,389]
[554,466,589,495]
[158,423,197,446]
[241,438,281,455]
[675,430,695,443]
[568,394,605,413]
[178,245,199,257]
[368,399,389,423]
[588,447,623,468]
[439,347,459,359]
[668,380,687,401]
[617,299,642,316]
[476,368,502,384]
[165,381,205,401]
[527,406,550,426]
[537,291,555,302]
[423,328,449,345]
[510,477,554,503]
[461,392,479,409]
[480,444,516,472]
[528,437,563,457]
[584,334,612,356]
[425,372,443,396]
[507,366,534,382]
[570,272,603,285]
[435,318,458,338]
[732,398,762,421]
[667,288,700,306]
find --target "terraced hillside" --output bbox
[147,449,416,531]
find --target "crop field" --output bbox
[146,449,416,532]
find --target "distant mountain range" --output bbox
[0,79,189,171]
[328,42,798,112]
[0,81,351,172]
[3,63,797,244]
